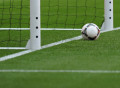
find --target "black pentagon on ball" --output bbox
[88,36,97,40]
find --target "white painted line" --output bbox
[101,29,113,33]
[0,27,119,50]
[41,28,82,30]
[42,36,82,49]
[0,27,119,31]
[0,50,34,62]
[101,27,120,33]
[114,27,120,30]
[0,28,82,30]
[0,70,120,73]
[0,27,120,62]
[0,36,82,62]
[0,28,30,30]
[0,47,26,50]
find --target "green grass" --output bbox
[0,30,120,88]
[0,50,24,57]
[1,30,120,70]
[0,73,120,88]
[0,0,120,88]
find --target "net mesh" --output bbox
[0,0,30,28]
[0,0,104,48]
[41,0,104,29]
[0,0,30,47]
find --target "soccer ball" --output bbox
[81,23,100,40]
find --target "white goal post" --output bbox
[29,0,113,50]
[27,0,114,50]
[0,0,114,50]
[26,0,41,50]
[103,0,113,30]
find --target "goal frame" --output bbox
[0,0,114,50]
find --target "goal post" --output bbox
[26,0,41,50]
[27,0,114,50]
[0,0,118,50]
[103,0,113,30]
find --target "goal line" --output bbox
[0,28,120,62]
[0,27,120,31]
[0,35,82,62]
[0,27,120,50]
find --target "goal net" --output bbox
[0,0,30,49]
[41,0,104,29]
[0,0,116,50]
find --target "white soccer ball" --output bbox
[81,23,100,40]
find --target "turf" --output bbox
[0,0,120,88]
[1,30,120,70]
[1,30,120,88]
[0,73,120,88]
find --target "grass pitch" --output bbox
[0,0,120,88]
[0,30,120,88]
